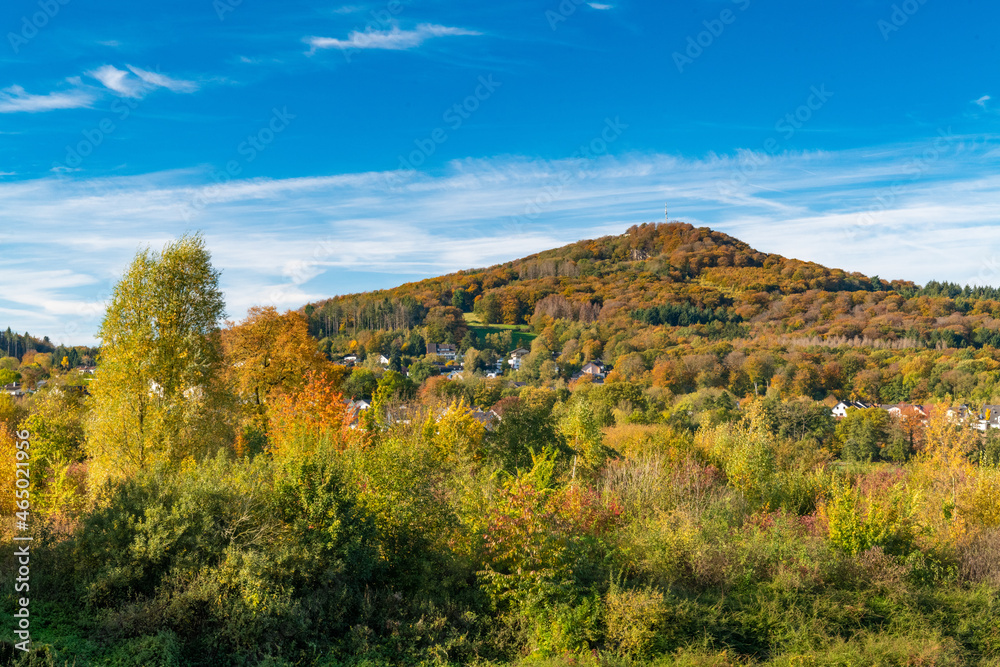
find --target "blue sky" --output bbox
[1,0,999,344]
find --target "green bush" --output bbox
[105,632,181,667]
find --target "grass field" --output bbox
[463,312,537,348]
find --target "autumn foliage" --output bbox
[266,370,351,459]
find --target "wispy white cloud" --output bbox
[588,3,613,9]
[126,65,199,93]
[306,23,482,54]
[0,85,94,113]
[87,64,198,98]
[88,65,138,96]
[974,94,991,109]
[2,135,1000,344]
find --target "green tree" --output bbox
[836,407,891,462]
[451,287,470,311]
[407,359,436,384]
[562,398,614,477]
[762,397,836,444]
[20,385,87,515]
[485,397,568,473]
[85,234,233,489]
[342,367,378,400]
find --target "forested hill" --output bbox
[303,222,1000,351]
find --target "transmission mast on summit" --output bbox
[664,204,668,224]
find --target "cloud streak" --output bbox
[0,85,94,113]
[306,23,482,54]
[87,65,199,98]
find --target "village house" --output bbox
[881,403,929,419]
[947,404,971,424]
[345,398,370,411]
[831,400,871,419]
[1,382,24,397]
[468,408,500,430]
[571,361,607,384]
[343,398,371,429]
[426,343,457,360]
[508,348,530,370]
[974,404,1000,430]
[433,404,500,431]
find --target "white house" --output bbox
[345,398,370,411]
[831,400,870,419]
[2,382,23,397]
[427,343,457,360]
[508,348,530,370]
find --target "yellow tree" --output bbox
[423,400,485,463]
[911,399,981,546]
[20,385,87,517]
[85,234,233,489]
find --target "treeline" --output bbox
[0,328,98,366]
[1,328,51,360]
[287,222,1000,407]
[304,295,427,339]
[632,303,741,327]
[0,328,98,390]
[901,279,1000,301]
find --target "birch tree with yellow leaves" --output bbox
[85,234,234,490]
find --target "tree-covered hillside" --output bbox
[305,222,1000,405]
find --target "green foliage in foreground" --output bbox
[2,420,1000,667]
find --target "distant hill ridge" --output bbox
[303,222,1000,351]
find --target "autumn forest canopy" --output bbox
[3,224,1000,666]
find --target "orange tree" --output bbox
[266,371,351,461]
[222,306,337,448]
